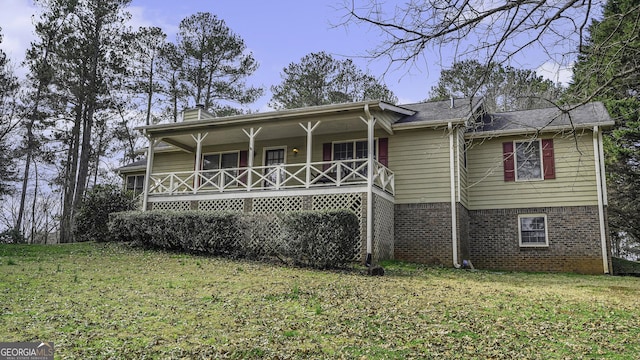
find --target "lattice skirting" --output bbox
[373,193,394,262]
[147,191,394,263]
[149,201,190,211]
[199,198,244,212]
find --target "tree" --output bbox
[158,42,188,122]
[126,26,167,126]
[344,0,640,107]
[177,12,263,114]
[429,59,564,111]
[0,27,20,197]
[270,51,397,110]
[569,0,640,259]
[27,0,132,243]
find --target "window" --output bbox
[518,214,548,247]
[125,175,145,195]
[202,152,239,185]
[332,140,377,161]
[515,140,542,180]
[333,140,377,176]
[503,139,555,182]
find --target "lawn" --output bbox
[1,243,639,359]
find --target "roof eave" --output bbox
[465,121,616,139]
[393,118,467,130]
[137,101,416,134]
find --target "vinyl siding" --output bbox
[466,130,598,209]
[457,128,469,208]
[152,152,194,173]
[389,127,452,204]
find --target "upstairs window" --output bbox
[503,139,555,182]
[515,140,542,180]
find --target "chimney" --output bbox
[449,95,454,109]
[195,104,204,120]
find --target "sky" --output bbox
[0,0,574,112]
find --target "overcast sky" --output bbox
[0,0,573,111]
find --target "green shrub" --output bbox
[0,228,25,244]
[108,210,360,269]
[74,184,137,242]
[279,210,359,268]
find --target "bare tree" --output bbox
[343,0,639,106]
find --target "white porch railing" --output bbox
[148,160,395,196]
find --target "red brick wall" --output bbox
[468,206,606,274]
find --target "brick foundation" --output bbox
[394,202,607,274]
[394,203,453,265]
[468,206,606,274]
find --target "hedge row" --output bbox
[108,210,360,268]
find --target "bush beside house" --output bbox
[74,185,137,242]
[108,210,359,269]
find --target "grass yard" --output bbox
[1,243,639,359]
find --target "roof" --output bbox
[137,100,416,134]
[115,159,147,174]
[468,102,614,138]
[396,97,484,125]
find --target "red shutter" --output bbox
[503,142,515,182]
[542,139,555,180]
[239,150,248,184]
[378,138,388,167]
[322,143,332,171]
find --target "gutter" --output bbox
[465,122,616,139]
[449,122,460,268]
[593,126,610,274]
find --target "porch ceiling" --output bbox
[144,104,409,152]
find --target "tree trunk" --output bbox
[59,104,83,243]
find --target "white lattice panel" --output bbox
[252,196,304,213]
[312,193,365,261]
[151,201,190,211]
[373,194,395,262]
[198,198,244,212]
[311,193,362,213]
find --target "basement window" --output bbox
[518,214,548,247]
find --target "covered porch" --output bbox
[136,101,415,263]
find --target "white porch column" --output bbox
[360,105,376,265]
[242,127,262,190]
[299,121,321,188]
[191,133,208,194]
[142,134,160,211]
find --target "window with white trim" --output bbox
[333,139,378,176]
[202,152,239,185]
[125,175,145,195]
[515,140,542,180]
[518,214,548,247]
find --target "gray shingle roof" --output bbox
[471,102,613,135]
[397,97,482,124]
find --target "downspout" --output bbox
[449,122,460,268]
[364,104,374,266]
[593,126,609,274]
